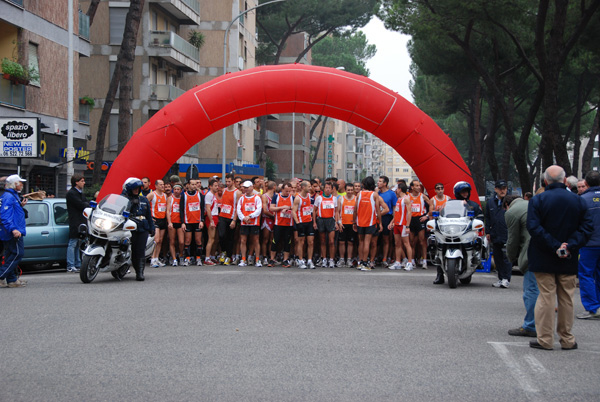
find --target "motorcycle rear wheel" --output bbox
[446,258,458,289]
[80,255,101,283]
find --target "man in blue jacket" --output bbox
[0,174,28,288]
[577,170,600,320]
[485,180,511,288]
[527,165,593,350]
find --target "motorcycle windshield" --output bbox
[439,200,468,218]
[97,194,130,216]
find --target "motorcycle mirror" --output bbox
[467,210,475,218]
[90,201,97,209]
[123,211,130,218]
[426,220,435,231]
[432,211,439,219]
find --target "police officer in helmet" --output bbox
[122,178,155,281]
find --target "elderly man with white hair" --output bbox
[0,174,28,288]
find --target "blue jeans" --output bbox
[578,247,600,313]
[67,238,81,269]
[523,270,539,331]
[0,237,24,283]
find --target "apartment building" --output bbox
[0,0,90,195]
[381,143,415,184]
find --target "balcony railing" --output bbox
[6,0,24,7]
[149,84,185,101]
[266,130,279,143]
[79,10,90,40]
[150,30,199,62]
[0,78,26,108]
[181,0,200,14]
[79,104,90,123]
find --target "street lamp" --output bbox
[221,0,288,180]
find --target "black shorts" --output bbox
[271,225,294,253]
[171,222,182,229]
[240,225,260,236]
[409,216,426,233]
[316,217,336,233]
[357,224,378,235]
[381,214,393,235]
[339,224,356,242]
[295,221,315,237]
[185,223,202,232]
[154,218,167,230]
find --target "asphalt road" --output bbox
[3,266,599,402]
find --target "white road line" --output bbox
[488,342,542,401]
[524,354,547,374]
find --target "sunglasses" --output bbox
[435,187,444,190]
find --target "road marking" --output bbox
[488,342,542,401]
[524,354,547,374]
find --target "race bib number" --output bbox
[411,203,421,213]
[221,204,232,214]
[244,203,256,212]
[157,203,166,212]
[394,205,399,212]
[344,205,354,215]
[302,206,313,216]
[280,210,292,219]
[188,202,200,212]
[172,204,180,213]
[322,200,334,209]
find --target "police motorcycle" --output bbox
[426,198,488,289]
[79,194,153,283]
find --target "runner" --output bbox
[408,180,430,269]
[217,173,240,265]
[147,179,168,268]
[429,182,451,217]
[141,177,152,197]
[337,182,356,267]
[313,181,339,268]
[377,176,398,268]
[260,181,276,265]
[203,178,220,265]
[269,182,295,267]
[292,181,316,269]
[236,181,262,267]
[166,183,184,266]
[353,176,387,271]
[180,179,205,266]
[389,182,414,270]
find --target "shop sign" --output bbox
[0,118,39,158]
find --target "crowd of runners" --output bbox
[142,174,452,272]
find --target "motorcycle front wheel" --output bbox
[446,258,459,289]
[80,254,101,283]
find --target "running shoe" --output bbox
[307,260,316,269]
[404,262,414,271]
[238,260,247,267]
[336,258,345,268]
[255,260,263,267]
[223,257,231,266]
[204,259,216,266]
[299,259,307,269]
[328,259,335,268]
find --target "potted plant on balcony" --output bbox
[80,96,95,107]
[188,30,205,50]
[1,57,39,85]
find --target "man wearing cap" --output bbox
[237,180,262,266]
[485,180,512,288]
[0,175,28,288]
[66,174,89,273]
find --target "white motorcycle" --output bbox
[79,194,154,283]
[426,200,488,288]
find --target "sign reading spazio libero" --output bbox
[0,118,39,158]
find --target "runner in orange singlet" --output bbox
[269,182,295,267]
[292,181,315,269]
[388,182,414,270]
[260,181,276,266]
[313,181,339,268]
[353,176,387,271]
[147,179,167,268]
[236,181,263,266]
[167,183,184,266]
[408,180,430,269]
[429,182,451,217]
[337,182,356,267]
[217,173,240,265]
[180,179,205,266]
[203,178,220,265]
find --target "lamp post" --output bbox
[222,0,288,180]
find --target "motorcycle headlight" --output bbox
[439,223,468,236]
[92,218,119,231]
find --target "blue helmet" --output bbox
[453,181,471,200]
[123,177,143,196]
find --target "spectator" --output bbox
[565,175,578,193]
[523,192,533,201]
[66,174,89,273]
[504,195,538,338]
[577,179,588,195]
[526,165,592,350]
[577,170,600,320]
[46,190,56,198]
[0,174,28,288]
[485,179,511,288]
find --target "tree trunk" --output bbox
[92,0,145,185]
[257,116,268,170]
[309,116,328,175]
[581,107,599,175]
[86,0,101,27]
[485,96,499,182]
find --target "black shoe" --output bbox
[561,342,578,350]
[529,340,552,350]
[508,327,537,337]
[136,259,145,281]
[433,267,445,285]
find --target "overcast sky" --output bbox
[361,17,413,103]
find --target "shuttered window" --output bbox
[109,7,128,44]
[28,43,40,86]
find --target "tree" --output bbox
[311,31,376,76]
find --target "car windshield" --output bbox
[439,200,468,218]
[97,194,130,215]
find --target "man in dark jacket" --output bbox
[66,174,89,273]
[485,179,511,288]
[577,170,600,319]
[526,165,593,350]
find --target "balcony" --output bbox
[0,78,26,108]
[254,130,280,149]
[79,10,90,40]
[148,30,200,72]
[149,84,185,101]
[149,0,200,25]
[5,0,23,7]
[79,104,90,123]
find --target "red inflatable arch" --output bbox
[99,64,478,201]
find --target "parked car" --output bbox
[20,198,69,270]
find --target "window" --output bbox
[25,203,49,226]
[151,63,158,85]
[395,168,400,172]
[54,203,68,225]
[109,114,132,151]
[403,168,409,173]
[151,11,158,30]
[28,43,40,86]
[109,61,120,97]
[109,7,128,44]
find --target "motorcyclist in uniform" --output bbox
[122,178,155,281]
[433,181,483,285]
